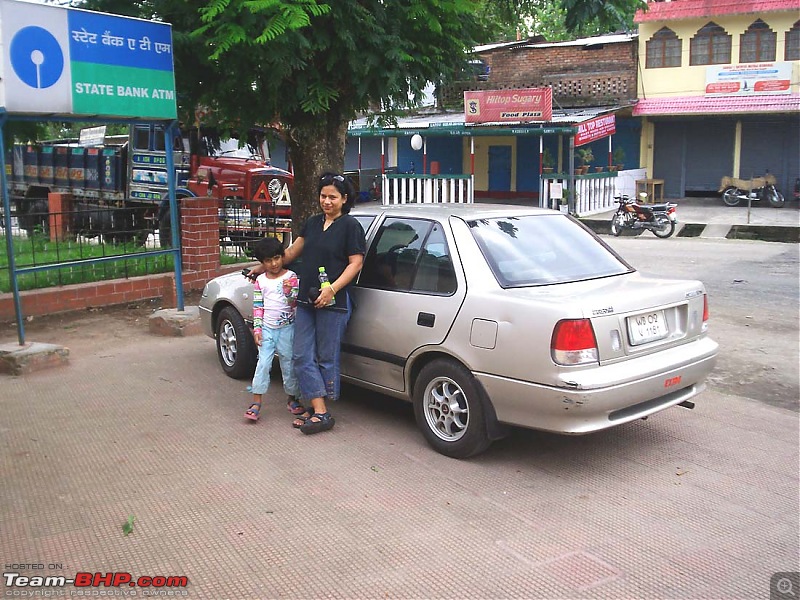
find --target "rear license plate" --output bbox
[627,310,668,345]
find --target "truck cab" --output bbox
[130,124,294,248]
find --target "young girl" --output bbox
[245,237,301,422]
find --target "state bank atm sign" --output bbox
[0,0,176,119]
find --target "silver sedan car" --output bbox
[199,204,718,458]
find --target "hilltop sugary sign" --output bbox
[574,114,616,147]
[0,0,176,119]
[464,88,552,124]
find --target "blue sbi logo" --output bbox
[10,26,65,89]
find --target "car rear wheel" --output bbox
[413,359,492,459]
[216,306,257,379]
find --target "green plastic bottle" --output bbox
[318,266,335,306]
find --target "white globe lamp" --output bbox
[410,134,423,151]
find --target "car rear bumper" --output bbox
[475,337,718,434]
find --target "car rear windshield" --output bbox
[467,214,631,287]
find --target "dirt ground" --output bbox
[0,290,205,351]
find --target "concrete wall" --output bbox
[442,39,638,108]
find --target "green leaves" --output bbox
[122,515,135,536]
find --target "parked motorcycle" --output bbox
[610,194,678,238]
[719,172,785,208]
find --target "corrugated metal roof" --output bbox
[474,32,637,53]
[635,0,798,23]
[632,94,800,115]
[348,106,624,135]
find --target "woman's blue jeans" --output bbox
[293,300,351,402]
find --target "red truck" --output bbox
[8,123,293,248]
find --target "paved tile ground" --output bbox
[1,313,798,599]
[1,197,798,598]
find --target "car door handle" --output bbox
[417,312,435,328]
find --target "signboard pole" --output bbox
[538,136,543,175]
[164,121,184,312]
[0,114,25,344]
[568,135,576,214]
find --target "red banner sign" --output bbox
[574,114,616,146]
[464,88,553,124]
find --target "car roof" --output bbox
[351,203,556,221]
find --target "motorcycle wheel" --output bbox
[722,187,741,207]
[766,188,785,208]
[652,215,675,238]
[610,214,625,236]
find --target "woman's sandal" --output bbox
[287,398,307,416]
[292,409,313,429]
[300,412,335,435]
[245,402,262,421]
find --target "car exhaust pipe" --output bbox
[678,400,695,410]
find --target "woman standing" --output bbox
[250,172,365,434]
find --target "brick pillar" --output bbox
[48,193,72,242]
[180,197,220,279]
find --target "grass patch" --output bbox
[1,232,252,293]
[0,233,174,293]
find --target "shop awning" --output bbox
[632,94,800,116]
[348,106,625,137]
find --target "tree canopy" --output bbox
[75,0,642,229]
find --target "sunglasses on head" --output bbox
[320,174,345,183]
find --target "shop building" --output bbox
[633,0,800,197]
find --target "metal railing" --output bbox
[0,201,172,293]
[0,198,276,293]
[218,199,293,253]
[540,172,619,216]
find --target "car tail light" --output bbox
[702,294,709,333]
[551,319,599,365]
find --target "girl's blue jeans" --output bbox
[251,324,299,397]
[293,300,351,402]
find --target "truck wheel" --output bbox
[413,358,492,458]
[216,306,257,379]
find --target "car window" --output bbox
[360,218,430,291]
[411,224,457,295]
[467,214,631,287]
[352,215,375,234]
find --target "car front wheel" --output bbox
[216,306,257,379]
[413,359,492,459]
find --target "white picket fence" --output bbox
[381,174,473,205]
[540,170,643,216]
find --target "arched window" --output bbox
[786,21,800,61]
[646,27,682,68]
[740,20,776,62]
[690,22,731,65]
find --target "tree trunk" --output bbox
[285,113,348,237]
